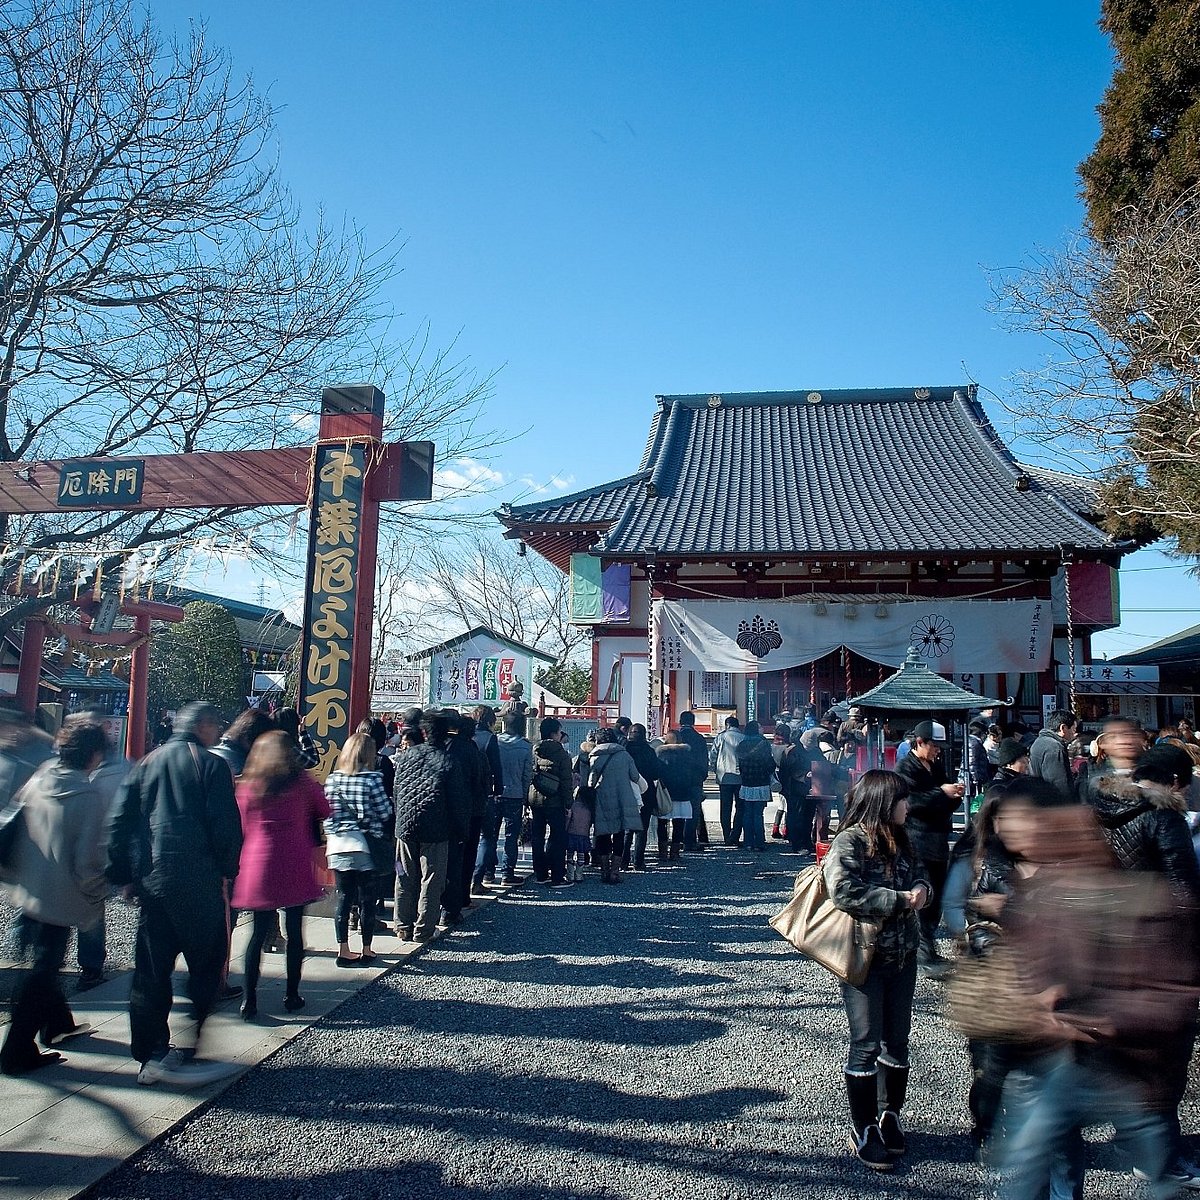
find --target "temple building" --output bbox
[498,386,1131,734]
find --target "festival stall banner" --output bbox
[298,444,367,778]
[652,598,1052,676]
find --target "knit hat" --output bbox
[995,737,1029,767]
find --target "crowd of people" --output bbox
[821,708,1200,1199]
[5,691,1200,1199]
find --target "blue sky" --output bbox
[153,0,1198,658]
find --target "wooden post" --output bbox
[16,618,45,716]
[126,612,152,759]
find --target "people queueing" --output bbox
[442,710,490,922]
[733,721,774,852]
[709,715,744,846]
[894,720,964,976]
[323,731,392,965]
[775,725,815,854]
[1,719,110,1075]
[623,723,660,870]
[393,711,463,943]
[676,711,711,850]
[586,727,642,884]
[529,717,574,887]
[106,702,244,1087]
[654,729,695,861]
[469,706,504,896]
[232,731,329,1019]
[824,770,931,1171]
[565,777,594,881]
[477,713,532,887]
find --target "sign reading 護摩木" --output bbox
[298,444,366,778]
[57,459,144,506]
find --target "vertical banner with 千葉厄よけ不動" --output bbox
[298,443,366,779]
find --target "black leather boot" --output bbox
[845,1072,892,1171]
[878,1061,909,1156]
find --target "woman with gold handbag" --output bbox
[823,770,931,1172]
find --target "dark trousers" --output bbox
[786,791,816,851]
[918,858,949,951]
[530,806,568,883]
[461,809,484,902]
[626,789,657,867]
[129,890,227,1065]
[335,870,378,945]
[442,840,465,916]
[595,832,626,857]
[718,783,740,844]
[1,917,73,1070]
[840,953,918,1075]
[244,906,305,1002]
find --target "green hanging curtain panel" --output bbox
[570,553,604,623]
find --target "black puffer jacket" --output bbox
[734,734,776,788]
[394,743,460,842]
[1090,776,1200,906]
[533,738,574,809]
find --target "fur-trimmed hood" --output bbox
[1093,774,1187,823]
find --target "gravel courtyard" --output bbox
[76,848,1186,1200]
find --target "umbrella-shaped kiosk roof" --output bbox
[850,647,1006,713]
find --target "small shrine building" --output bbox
[498,386,1130,734]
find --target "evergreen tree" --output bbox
[148,601,245,722]
[1080,0,1200,242]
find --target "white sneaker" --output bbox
[137,1048,242,1089]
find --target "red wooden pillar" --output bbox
[17,618,45,716]
[125,612,153,760]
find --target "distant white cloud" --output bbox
[518,472,576,496]
[288,412,319,432]
[433,457,506,497]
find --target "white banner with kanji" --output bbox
[652,598,1051,675]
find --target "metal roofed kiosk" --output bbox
[499,387,1132,735]
[849,646,1007,784]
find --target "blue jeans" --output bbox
[475,798,522,881]
[840,952,918,1074]
[741,800,767,850]
[999,1052,1172,1200]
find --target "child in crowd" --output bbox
[565,785,594,881]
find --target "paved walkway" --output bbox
[17,840,1186,1200]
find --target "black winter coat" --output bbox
[448,734,488,822]
[106,733,243,901]
[533,738,574,810]
[677,726,709,785]
[895,752,957,864]
[735,734,775,788]
[394,743,461,843]
[625,736,660,786]
[1090,776,1200,906]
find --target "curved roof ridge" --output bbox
[502,469,650,521]
[647,399,693,497]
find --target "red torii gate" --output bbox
[0,386,432,763]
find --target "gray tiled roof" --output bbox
[500,387,1114,559]
[850,647,1004,711]
[504,473,649,526]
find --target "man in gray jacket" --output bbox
[1029,710,1078,803]
[478,713,532,885]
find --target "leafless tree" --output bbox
[374,530,587,670]
[994,187,1200,552]
[0,0,498,636]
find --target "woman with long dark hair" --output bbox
[232,732,329,1017]
[823,770,930,1172]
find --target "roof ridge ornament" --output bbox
[914,387,931,400]
[806,391,822,404]
[707,394,722,407]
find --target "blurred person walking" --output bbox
[106,702,244,1087]
[1,719,109,1075]
[232,731,329,1018]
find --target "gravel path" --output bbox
[69,848,1196,1199]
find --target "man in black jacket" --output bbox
[107,701,244,1088]
[895,720,964,973]
[530,717,575,887]
[677,712,710,849]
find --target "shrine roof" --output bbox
[500,387,1116,560]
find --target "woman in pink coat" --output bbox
[232,732,330,1019]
